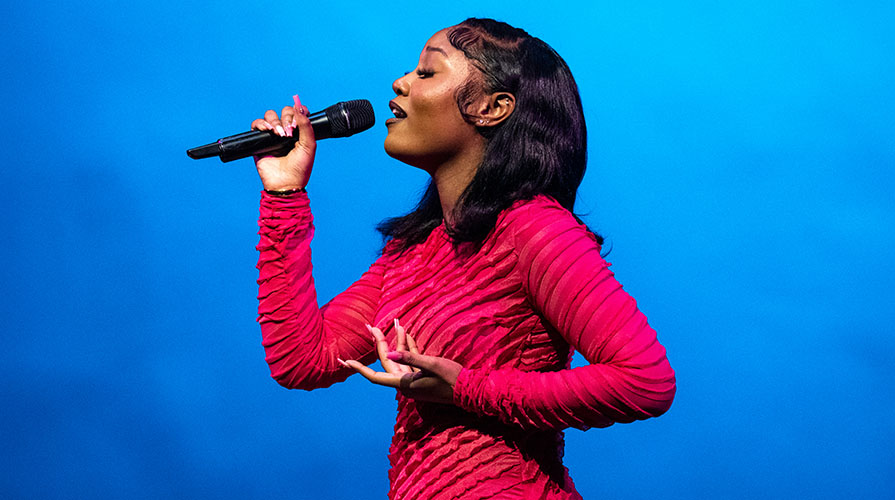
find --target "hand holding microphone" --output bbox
[253,95,316,192]
[186,96,375,191]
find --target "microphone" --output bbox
[187,99,375,162]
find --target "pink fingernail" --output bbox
[276,125,286,136]
[394,319,400,329]
[365,324,373,333]
[387,351,402,361]
[293,94,302,109]
[285,125,293,137]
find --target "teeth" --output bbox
[390,104,406,118]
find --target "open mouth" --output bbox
[389,100,407,119]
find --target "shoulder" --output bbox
[495,195,600,251]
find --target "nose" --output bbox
[392,73,410,96]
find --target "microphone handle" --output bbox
[190,111,331,163]
[219,130,292,162]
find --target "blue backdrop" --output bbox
[2,1,892,498]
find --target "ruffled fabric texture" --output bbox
[257,191,676,499]
[257,191,383,389]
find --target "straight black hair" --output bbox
[378,18,601,253]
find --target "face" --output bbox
[384,28,483,172]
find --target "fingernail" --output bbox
[293,94,302,108]
[291,117,297,128]
[285,125,293,137]
[276,125,286,136]
[394,319,400,329]
[387,351,402,361]
[337,358,349,367]
[365,324,374,333]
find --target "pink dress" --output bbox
[257,191,676,499]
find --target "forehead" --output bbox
[420,28,461,60]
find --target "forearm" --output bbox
[452,318,676,431]
[257,191,376,390]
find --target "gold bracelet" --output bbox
[265,187,306,197]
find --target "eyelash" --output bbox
[415,69,434,79]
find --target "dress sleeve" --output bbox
[452,200,676,430]
[256,191,381,390]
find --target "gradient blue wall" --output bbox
[2,1,892,498]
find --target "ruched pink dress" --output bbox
[256,191,675,499]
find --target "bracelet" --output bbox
[265,187,306,197]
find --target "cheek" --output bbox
[413,94,470,140]
[384,84,475,160]
[415,83,464,122]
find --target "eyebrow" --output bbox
[424,46,448,56]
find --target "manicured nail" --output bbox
[276,125,286,136]
[386,351,402,361]
[337,358,349,367]
[394,319,400,329]
[285,125,293,137]
[293,94,302,109]
[292,117,297,128]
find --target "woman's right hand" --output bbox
[251,95,316,191]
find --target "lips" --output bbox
[389,100,407,119]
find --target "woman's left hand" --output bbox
[339,320,462,404]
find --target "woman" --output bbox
[253,18,675,499]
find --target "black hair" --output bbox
[377,18,602,253]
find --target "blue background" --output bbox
[2,1,893,498]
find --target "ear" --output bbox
[473,92,515,127]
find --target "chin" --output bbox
[383,134,402,160]
[383,137,434,173]
[383,133,409,162]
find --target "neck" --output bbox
[429,143,484,225]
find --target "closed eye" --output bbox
[416,69,434,79]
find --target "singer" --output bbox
[253,18,675,499]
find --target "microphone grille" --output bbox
[326,99,376,137]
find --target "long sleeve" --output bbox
[256,191,382,390]
[452,199,676,430]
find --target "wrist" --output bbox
[264,187,306,197]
